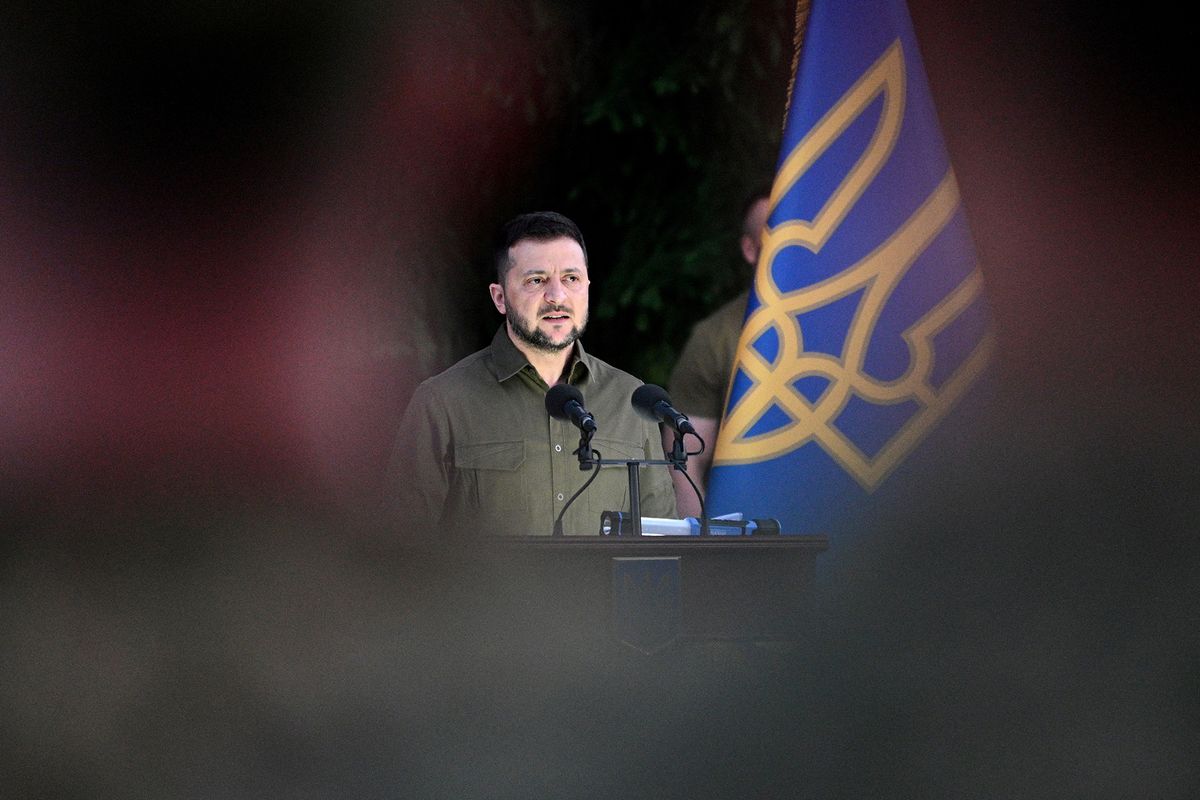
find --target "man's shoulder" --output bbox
[702,289,750,329]
[582,350,644,391]
[411,347,494,398]
[680,289,749,350]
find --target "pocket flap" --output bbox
[454,440,526,471]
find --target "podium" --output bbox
[396,533,829,654]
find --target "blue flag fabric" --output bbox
[706,0,995,539]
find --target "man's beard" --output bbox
[507,305,587,353]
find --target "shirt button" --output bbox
[554,444,563,452]
[556,493,564,502]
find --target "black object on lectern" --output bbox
[395,533,828,655]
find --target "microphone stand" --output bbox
[575,428,595,472]
[555,430,710,537]
[626,461,642,536]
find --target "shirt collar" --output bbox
[487,324,593,386]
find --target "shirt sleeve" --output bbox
[668,319,728,419]
[386,381,451,530]
[668,293,748,420]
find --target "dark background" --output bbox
[2,1,1197,797]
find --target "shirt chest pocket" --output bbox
[453,440,528,521]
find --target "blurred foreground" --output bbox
[4,391,1197,799]
[3,1,1198,796]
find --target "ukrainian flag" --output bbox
[705,0,996,540]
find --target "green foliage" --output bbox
[464,0,794,385]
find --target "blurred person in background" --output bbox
[666,190,770,518]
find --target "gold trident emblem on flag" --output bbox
[714,41,995,490]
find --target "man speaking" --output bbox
[388,211,675,537]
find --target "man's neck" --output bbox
[507,327,575,386]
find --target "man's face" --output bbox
[489,236,590,353]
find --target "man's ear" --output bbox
[489,283,506,314]
[740,233,760,267]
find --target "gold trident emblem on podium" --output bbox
[714,41,995,490]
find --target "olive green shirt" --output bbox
[388,325,676,537]
[667,289,749,419]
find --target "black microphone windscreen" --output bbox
[545,383,585,419]
[631,383,672,417]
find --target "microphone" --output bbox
[631,384,696,436]
[545,384,597,433]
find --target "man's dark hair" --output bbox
[492,211,588,283]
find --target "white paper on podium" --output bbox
[638,517,694,536]
[638,513,746,536]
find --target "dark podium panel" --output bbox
[400,534,828,652]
